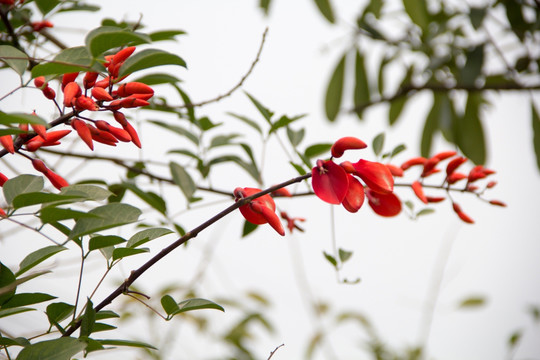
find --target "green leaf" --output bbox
[0,262,16,305]
[118,48,186,77]
[13,192,84,209]
[325,53,346,121]
[508,330,522,349]
[389,95,408,125]
[1,293,56,309]
[3,175,44,205]
[80,299,95,337]
[127,227,173,248]
[323,251,337,268]
[245,92,274,124]
[120,182,167,214]
[170,161,197,201]
[112,247,149,261]
[94,339,157,350]
[35,0,60,15]
[91,322,116,333]
[85,27,151,57]
[89,235,126,251]
[372,133,385,156]
[95,310,120,320]
[458,296,486,308]
[416,208,435,217]
[149,30,186,42]
[455,93,486,164]
[161,295,180,316]
[227,112,263,134]
[338,248,353,263]
[40,207,100,224]
[260,0,272,14]
[31,46,105,78]
[531,103,540,171]
[459,45,484,86]
[269,114,306,134]
[209,134,241,148]
[304,143,332,159]
[171,298,225,316]
[16,246,67,277]
[150,120,199,145]
[59,184,112,202]
[0,336,29,347]
[353,50,370,119]
[69,203,141,239]
[0,45,29,76]
[290,162,307,175]
[0,307,34,319]
[132,73,182,86]
[403,0,429,30]
[421,93,442,157]
[242,220,259,237]
[287,127,305,147]
[470,7,487,29]
[46,302,75,327]
[0,112,48,127]
[16,337,86,360]
[313,0,335,23]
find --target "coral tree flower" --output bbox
[234,187,285,236]
[311,159,349,204]
[353,159,394,194]
[366,189,402,217]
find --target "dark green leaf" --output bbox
[46,302,75,327]
[325,53,346,121]
[1,293,56,309]
[112,247,149,261]
[269,114,306,134]
[94,339,157,350]
[59,184,112,202]
[0,45,29,75]
[260,0,272,14]
[338,248,353,263]
[389,95,408,125]
[16,337,86,360]
[69,203,142,239]
[35,0,60,15]
[353,50,370,119]
[242,220,258,237]
[403,0,429,30]
[508,330,522,349]
[171,298,225,315]
[416,208,435,217]
[120,182,167,214]
[0,112,48,127]
[40,207,100,224]
[13,192,84,209]
[421,93,442,157]
[0,307,34,319]
[132,73,182,86]
[161,295,180,316]
[459,45,484,86]
[209,134,241,148]
[0,263,16,305]
[90,322,116,333]
[470,7,487,29]
[85,27,151,57]
[149,30,186,42]
[455,93,486,164]
[80,299,95,337]
[95,310,120,320]
[531,103,540,171]
[89,235,126,251]
[323,251,337,268]
[31,46,105,78]
[0,336,29,347]
[290,162,307,175]
[127,227,173,248]
[16,246,67,277]
[118,49,186,77]
[245,92,274,124]
[170,161,197,201]
[304,143,332,159]
[313,0,335,23]
[372,133,385,156]
[3,175,44,205]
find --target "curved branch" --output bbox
[61,172,312,337]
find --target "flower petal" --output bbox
[353,159,394,194]
[311,160,349,204]
[342,175,365,213]
[366,189,401,217]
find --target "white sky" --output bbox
[1,1,540,359]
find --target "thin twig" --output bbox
[176,27,269,109]
[267,343,284,360]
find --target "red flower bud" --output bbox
[401,157,426,170]
[452,203,474,224]
[31,20,53,32]
[31,123,48,139]
[330,136,367,158]
[447,172,467,184]
[433,151,457,161]
[0,207,6,217]
[94,77,111,88]
[45,170,69,190]
[71,119,93,150]
[111,46,136,66]
[271,187,292,197]
[61,72,79,90]
[31,158,49,173]
[0,172,8,186]
[63,81,81,107]
[0,135,14,154]
[83,72,99,89]
[421,157,441,177]
[385,164,404,177]
[122,122,141,148]
[426,196,445,203]
[34,76,46,89]
[91,87,114,102]
[74,95,99,111]
[446,156,468,177]
[116,82,154,98]
[489,200,506,207]
[118,97,149,108]
[411,180,428,204]
[42,86,56,100]
[339,161,356,174]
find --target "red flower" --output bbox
[234,187,284,236]
[280,211,306,233]
[353,159,394,194]
[341,174,365,213]
[366,189,401,217]
[311,159,349,204]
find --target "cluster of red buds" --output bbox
[234,187,286,236]
[0,46,152,195]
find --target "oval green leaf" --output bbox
[118,49,186,77]
[325,53,346,121]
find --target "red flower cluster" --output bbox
[312,136,401,217]
[0,46,153,193]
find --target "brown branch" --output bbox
[61,172,312,337]
[176,27,268,109]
